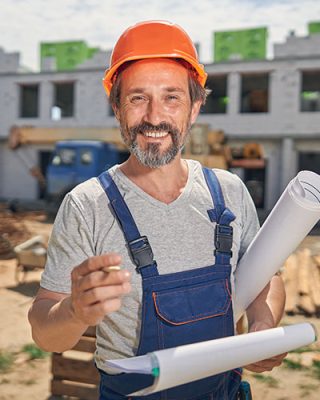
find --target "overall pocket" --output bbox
[152,278,234,400]
[153,278,232,348]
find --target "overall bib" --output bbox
[97,167,242,400]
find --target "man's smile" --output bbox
[140,131,170,138]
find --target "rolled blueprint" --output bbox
[105,323,316,396]
[234,170,320,321]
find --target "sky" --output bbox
[1,0,320,71]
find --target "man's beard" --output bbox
[120,120,191,168]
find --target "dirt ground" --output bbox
[0,210,320,399]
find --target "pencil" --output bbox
[103,265,121,273]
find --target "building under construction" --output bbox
[0,25,320,214]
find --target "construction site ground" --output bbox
[0,208,320,400]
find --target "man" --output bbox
[28,21,286,399]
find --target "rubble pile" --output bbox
[0,210,31,258]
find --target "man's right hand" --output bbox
[70,253,131,326]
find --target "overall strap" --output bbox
[202,167,235,265]
[98,171,158,278]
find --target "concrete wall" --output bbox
[0,48,20,73]
[199,58,320,137]
[274,33,320,58]
[0,69,117,141]
[0,43,319,209]
[2,57,319,140]
[0,143,55,200]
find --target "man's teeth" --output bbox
[143,131,168,138]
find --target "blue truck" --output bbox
[46,140,129,205]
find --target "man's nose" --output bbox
[144,98,166,126]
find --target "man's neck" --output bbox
[120,155,189,204]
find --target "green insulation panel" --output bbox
[214,27,267,62]
[40,41,99,71]
[308,21,320,34]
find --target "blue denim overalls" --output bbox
[97,167,242,400]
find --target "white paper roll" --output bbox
[234,170,320,321]
[131,322,316,395]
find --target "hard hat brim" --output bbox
[103,54,207,96]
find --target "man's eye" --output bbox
[131,95,145,103]
[167,95,179,101]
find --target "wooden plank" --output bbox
[51,379,98,400]
[283,254,298,314]
[313,255,320,267]
[309,258,320,309]
[15,127,126,148]
[207,130,225,145]
[297,248,311,295]
[52,353,100,384]
[205,155,228,170]
[189,123,210,155]
[298,294,316,316]
[84,326,96,337]
[16,249,46,268]
[229,158,265,169]
[184,154,207,165]
[72,336,96,353]
[296,249,316,315]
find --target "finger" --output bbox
[79,282,131,306]
[245,352,287,366]
[245,356,284,372]
[245,364,268,373]
[76,269,131,292]
[76,297,121,325]
[258,353,287,364]
[72,253,122,278]
[81,297,123,320]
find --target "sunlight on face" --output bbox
[116,59,195,168]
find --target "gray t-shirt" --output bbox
[41,160,259,371]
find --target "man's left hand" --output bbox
[244,321,287,372]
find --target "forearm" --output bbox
[246,274,286,329]
[28,296,88,353]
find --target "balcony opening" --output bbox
[53,82,74,117]
[240,73,269,113]
[300,70,320,112]
[201,75,228,114]
[19,84,39,118]
[299,152,320,175]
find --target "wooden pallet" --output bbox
[51,326,99,399]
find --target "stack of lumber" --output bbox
[183,124,266,170]
[183,124,229,169]
[282,248,320,317]
[51,326,99,400]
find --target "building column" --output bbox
[280,137,297,192]
[39,81,53,122]
[227,72,240,115]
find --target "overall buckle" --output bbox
[128,236,154,270]
[214,224,233,256]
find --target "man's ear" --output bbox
[190,100,202,125]
[112,104,120,121]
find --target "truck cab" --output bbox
[46,140,129,203]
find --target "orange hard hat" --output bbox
[103,20,207,96]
